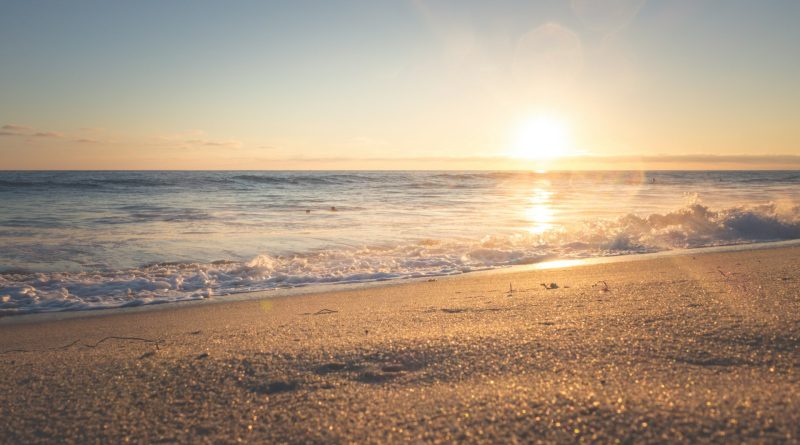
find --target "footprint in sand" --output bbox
[315,362,350,374]
[250,380,299,395]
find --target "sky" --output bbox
[1,0,799,170]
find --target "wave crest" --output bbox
[1,202,798,315]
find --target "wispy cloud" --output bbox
[0,124,242,149]
[74,138,101,144]
[2,124,33,132]
[185,139,243,149]
[1,124,69,139]
[151,130,244,149]
[0,123,34,136]
[33,131,66,138]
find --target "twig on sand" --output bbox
[540,282,559,290]
[301,308,339,315]
[593,281,611,292]
[507,283,515,296]
[0,336,163,355]
[716,267,749,291]
[80,336,162,350]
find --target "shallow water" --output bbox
[1,170,798,314]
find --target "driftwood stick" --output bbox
[0,335,163,355]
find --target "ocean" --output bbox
[1,170,798,315]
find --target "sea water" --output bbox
[1,170,798,314]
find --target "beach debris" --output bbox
[593,281,611,292]
[427,278,437,282]
[716,267,750,291]
[507,283,516,296]
[196,352,209,360]
[189,330,202,335]
[0,335,163,355]
[441,308,467,314]
[540,282,559,290]
[302,308,339,315]
[139,351,156,359]
[305,209,311,214]
[330,206,337,211]
[314,308,338,315]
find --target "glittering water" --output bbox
[1,170,798,314]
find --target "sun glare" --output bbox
[511,115,572,160]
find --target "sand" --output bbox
[1,246,799,444]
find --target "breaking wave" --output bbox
[2,202,798,315]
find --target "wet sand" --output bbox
[1,246,799,444]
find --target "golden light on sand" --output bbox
[510,114,572,160]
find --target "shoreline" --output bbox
[3,238,799,326]
[1,244,799,443]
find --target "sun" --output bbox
[510,114,572,160]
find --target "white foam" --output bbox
[1,202,798,315]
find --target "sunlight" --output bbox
[510,114,572,160]
[524,187,555,234]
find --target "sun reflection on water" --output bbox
[524,187,556,234]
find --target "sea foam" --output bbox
[2,202,798,315]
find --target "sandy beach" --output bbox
[1,245,799,444]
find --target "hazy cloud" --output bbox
[151,130,243,149]
[1,124,34,136]
[2,123,33,132]
[270,154,800,167]
[583,154,800,165]
[33,131,66,138]
[1,124,248,151]
[0,125,68,139]
[185,139,243,149]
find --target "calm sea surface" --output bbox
[1,170,798,314]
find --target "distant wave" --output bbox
[1,171,797,191]
[232,173,381,186]
[0,173,387,189]
[0,178,174,189]
[2,202,798,315]
[0,179,102,189]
